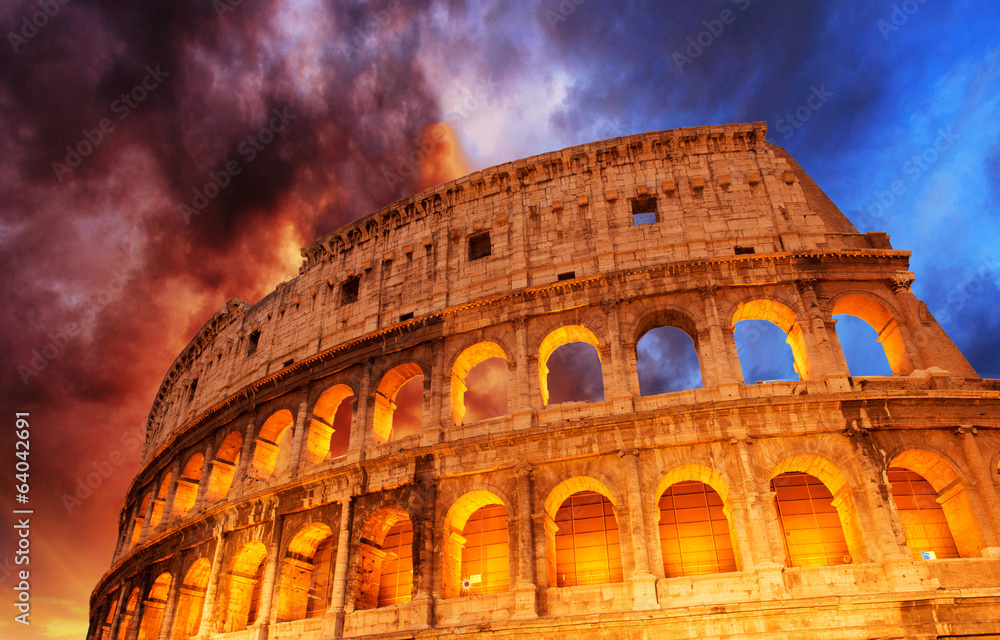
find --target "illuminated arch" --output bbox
[354,507,413,610]
[544,476,623,588]
[732,299,810,380]
[654,465,740,576]
[98,590,118,640]
[222,541,267,633]
[635,321,703,396]
[832,293,914,375]
[137,572,171,640]
[171,559,210,640]
[148,472,172,530]
[890,449,985,558]
[372,363,424,443]
[172,454,204,518]
[115,588,139,640]
[252,409,295,478]
[451,341,508,426]
[770,455,865,567]
[207,431,242,502]
[442,489,510,598]
[538,325,603,406]
[307,384,354,464]
[130,492,151,547]
[276,522,336,622]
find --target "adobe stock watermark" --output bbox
[51,65,169,182]
[179,107,295,223]
[672,0,751,73]
[774,84,834,140]
[856,126,959,232]
[7,0,71,53]
[877,0,928,41]
[61,425,144,515]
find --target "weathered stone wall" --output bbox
[90,123,1000,640]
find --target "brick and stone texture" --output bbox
[90,122,1000,640]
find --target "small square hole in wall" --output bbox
[341,276,360,304]
[557,271,576,281]
[469,232,491,260]
[734,246,756,255]
[630,196,658,225]
[247,330,260,356]
[399,312,414,322]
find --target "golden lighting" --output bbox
[772,472,850,568]
[554,491,623,587]
[888,467,960,560]
[658,481,737,577]
[377,519,413,607]
[459,504,510,595]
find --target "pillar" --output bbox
[511,316,535,428]
[195,530,226,638]
[699,288,744,387]
[422,340,446,445]
[324,498,353,637]
[621,450,658,610]
[602,298,635,413]
[156,567,182,640]
[124,574,152,640]
[192,440,214,512]
[253,538,281,628]
[288,395,310,477]
[511,464,538,619]
[158,459,183,532]
[794,280,849,379]
[349,360,373,453]
[733,440,785,567]
[959,428,1000,554]
[410,480,436,629]
[234,413,258,482]
[106,586,130,640]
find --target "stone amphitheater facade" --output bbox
[89,122,1000,640]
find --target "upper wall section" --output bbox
[143,122,880,459]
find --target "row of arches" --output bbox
[102,445,992,640]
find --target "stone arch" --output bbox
[277,522,336,622]
[252,409,296,478]
[732,298,811,380]
[308,383,355,464]
[130,492,152,547]
[538,325,603,406]
[222,541,267,633]
[451,340,509,426]
[354,506,413,610]
[831,292,914,375]
[207,430,242,502]
[116,587,140,640]
[543,476,624,588]
[442,489,510,598]
[770,454,866,566]
[98,589,119,640]
[372,362,424,443]
[137,572,171,640]
[890,449,985,558]
[172,453,204,518]
[148,472,172,530]
[653,464,741,575]
[171,558,210,640]
[633,307,704,396]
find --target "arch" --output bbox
[654,465,740,576]
[538,325,603,406]
[277,522,336,622]
[732,299,810,380]
[130,492,151,547]
[172,454,204,518]
[890,449,986,558]
[223,541,267,633]
[451,341,508,426]
[171,558,210,640]
[137,572,171,640]
[308,384,354,463]
[442,490,509,598]
[770,455,863,566]
[354,507,413,610]
[207,431,242,502]
[252,409,295,478]
[148,473,172,531]
[115,588,140,640]
[832,293,913,375]
[543,476,622,588]
[98,590,119,640]
[636,325,702,396]
[372,363,424,443]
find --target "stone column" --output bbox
[235,413,259,482]
[106,585,130,640]
[159,459,183,531]
[958,428,1000,554]
[194,531,226,638]
[621,450,658,610]
[731,439,786,598]
[349,360,373,453]
[324,498,353,638]
[700,287,743,388]
[410,481,437,629]
[511,465,538,619]
[422,343,446,445]
[124,574,152,640]
[254,535,282,628]
[794,280,849,380]
[602,298,635,413]
[845,440,909,561]
[192,440,214,512]
[288,395,310,477]
[156,565,183,640]
[511,316,535,429]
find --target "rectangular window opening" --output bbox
[341,276,360,305]
[399,312,414,322]
[557,271,576,281]
[247,330,260,356]
[734,246,756,255]
[469,232,492,261]
[631,196,658,226]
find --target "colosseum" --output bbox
[89,122,1000,640]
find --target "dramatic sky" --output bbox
[1,1,999,638]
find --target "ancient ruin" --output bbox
[90,122,1000,640]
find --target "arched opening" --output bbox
[137,572,171,640]
[637,326,702,396]
[442,490,510,598]
[171,559,210,640]
[833,315,893,376]
[99,591,118,640]
[172,454,204,518]
[544,478,623,588]
[222,542,267,633]
[277,523,335,622]
[733,299,808,382]
[372,363,424,443]
[451,341,508,425]
[308,384,354,464]
[207,431,242,502]
[832,294,913,375]
[148,473,172,531]
[252,410,295,478]
[890,450,986,558]
[539,325,604,406]
[130,493,151,547]
[116,589,139,640]
[656,477,738,577]
[771,472,851,567]
[354,508,413,610]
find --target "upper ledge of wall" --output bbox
[297,121,769,275]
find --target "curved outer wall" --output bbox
[90,122,1000,640]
